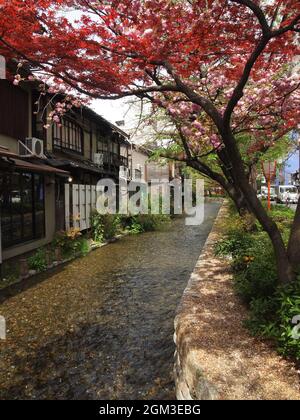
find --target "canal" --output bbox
[0,202,220,400]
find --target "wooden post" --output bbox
[65,183,70,231]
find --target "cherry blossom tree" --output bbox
[0,0,299,283]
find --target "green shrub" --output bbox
[91,211,170,240]
[215,209,284,303]
[245,281,300,360]
[233,233,278,302]
[127,218,144,234]
[91,212,105,243]
[28,249,47,272]
[79,238,90,256]
[216,205,300,361]
[270,205,295,233]
[244,295,279,337]
[214,228,255,259]
[52,229,82,258]
[136,214,170,232]
[124,214,170,234]
[90,213,122,241]
[101,214,121,239]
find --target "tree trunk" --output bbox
[229,187,252,216]
[220,130,295,284]
[287,197,300,272]
[236,176,294,283]
[239,183,294,283]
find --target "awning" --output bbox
[45,153,110,175]
[0,150,70,176]
[12,158,70,176]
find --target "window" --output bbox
[97,137,111,165]
[0,172,45,249]
[53,119,83,154]
[97,138,108,153]
[112,142,119,155]
[135,169,142,180]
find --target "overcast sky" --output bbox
[92,98,133,128]
[91,97,155,145]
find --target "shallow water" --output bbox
[0,202,220,400]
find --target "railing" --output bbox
[120,155,129,167]
[53,138,83,155]
[95,151,129,168]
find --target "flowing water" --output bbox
[0,202,220,400]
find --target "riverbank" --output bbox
[174,204,300,400]
[0,213,170,294]
[0,234,127,294]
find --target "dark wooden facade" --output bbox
[0,80,29,140]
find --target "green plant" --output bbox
[233,234,278,303]
[125,214,170,234]
[214,228,255,259]
[91,211,104,243]
[52,229,82,258]
[91,212,123,241]
[128,218,144,234]
[245,281,300,360]
[102,214,122,239]
[28,249,47,272]
[217,206,300,361]
[79,238,90,256]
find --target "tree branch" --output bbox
[230,0,270,36]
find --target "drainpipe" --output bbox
[130,138,133,181]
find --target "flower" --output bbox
[143,28,153,36]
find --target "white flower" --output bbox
[143,28,153,36]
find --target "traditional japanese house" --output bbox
[0,77,130,263]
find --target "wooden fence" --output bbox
[65,184,98,231]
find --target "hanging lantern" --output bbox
[261,161,277,182]
[261,161,277,211]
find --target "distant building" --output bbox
[277,130,300,186]
[130,145,181,183]
[279,150,299,185]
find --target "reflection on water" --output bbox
[0,202,220,400]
